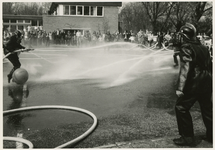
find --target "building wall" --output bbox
[43,6,119,34]
[3,15,42,32]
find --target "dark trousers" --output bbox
[173,53,179,65]
[7,53,21,78]
[175,90,212,140]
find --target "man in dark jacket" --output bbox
[3,30,26,83]
[173,23,212,146]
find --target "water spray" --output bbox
[28,51,56,64]
[77,55,148,77]
[109,48,164,87]
[107,44,172,87]
[140,43,158,51]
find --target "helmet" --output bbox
[179,23,196,40]
[14,30,22,37]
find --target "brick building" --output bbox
[43,2,122,35]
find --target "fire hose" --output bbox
[3,105,98,149]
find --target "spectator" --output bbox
[66,31,72,46]
[105,30,112,42]
[157,32,164,49]
[137,29,144,44]
[76,30,82,47]
[123,30,129,42]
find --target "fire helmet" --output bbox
[179,23,197,41]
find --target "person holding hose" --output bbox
[3,30,30,83]
[173,23,212,147]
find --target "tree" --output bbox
[142,2,174,34]
[169,2,194,32]
[3,2,14,14]
[170,2,212,33]
[191,2,212,32]
[119,2,212,35]
[2,2,51,15]
[119,2,150,33]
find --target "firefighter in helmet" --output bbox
[173,23,212,146]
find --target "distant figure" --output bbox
[123,30,129,42]
[76,30,82,47]
[129,30,135,43]
[157,32,164,49]
[66,31,72,46]
[137,29,144,44]
[105,30,112,42]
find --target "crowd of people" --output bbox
[3,26,212,52]
[3,27,123,48]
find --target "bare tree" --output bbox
[129,2,150,33]
[3,2,14,14]
[3,2,51,15]
[191,2,212,31]
[119,2,151,33]
[169,2,194,32]
[40,2,52,14]
[142,2,174,34]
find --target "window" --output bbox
[17,20,24,23]
[11,19,16,23]
[64,5,69,15]
[70,6,76,15]
[62,5,104,17]
[97,7,103,16]
[3,19,9,23]
[84,6,90,15]
[25,20,30,23]
[77,6,83,15]
[32,20,37,26]
[90,6,96,16]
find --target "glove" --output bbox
[176,90,184,97]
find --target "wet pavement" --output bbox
[3,43,213,148]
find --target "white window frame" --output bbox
[62,5,104,17]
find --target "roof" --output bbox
[49,2,122,14]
